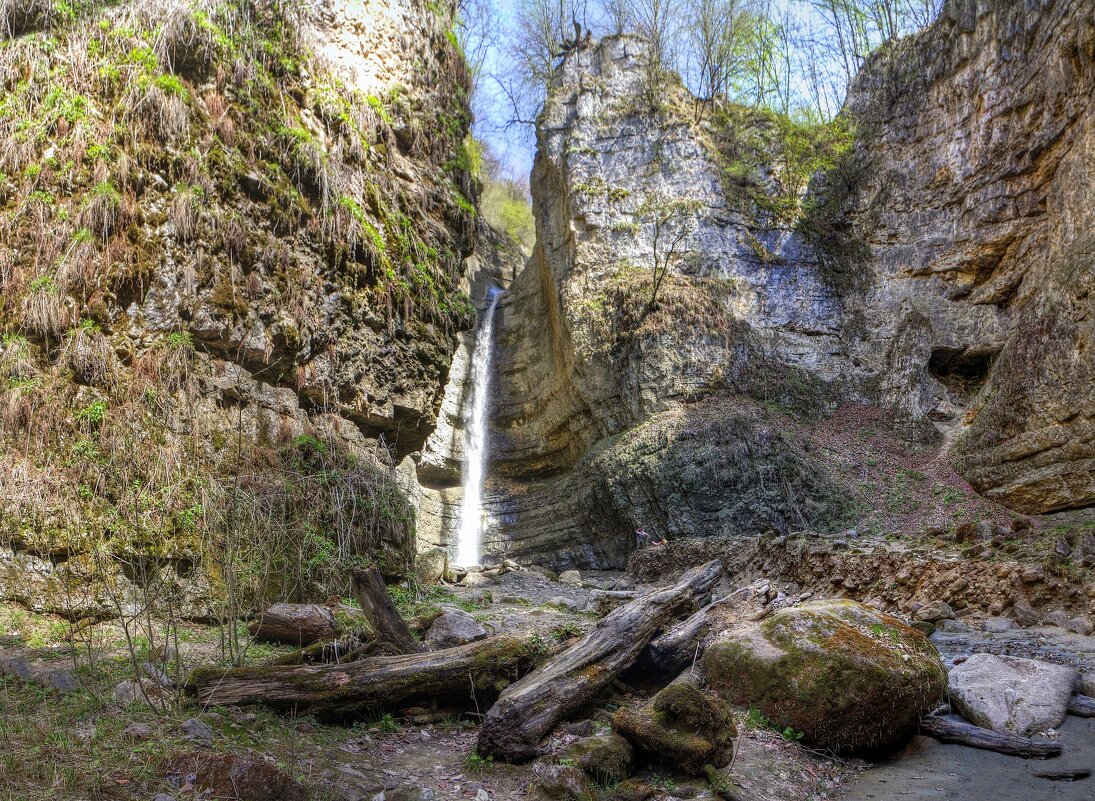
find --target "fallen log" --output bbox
[188,635,539,719]
[919,715,1062,759]
[264,631,377,666]
[248,603,338,647]
[477,559,723,762]
[350,567,426,654]
[1067,693,1095,717]
[637,586,752,677]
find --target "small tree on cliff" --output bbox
[638,196,700,315]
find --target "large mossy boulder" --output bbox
[612,681,737,775]
[704,599,945,752]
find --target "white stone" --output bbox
[948,654,1077,736]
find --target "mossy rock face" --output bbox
[562,733,635,784]
[612,682,737,775]
[704,599,946,752]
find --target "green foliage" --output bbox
[74,400,107,426]
[463,751,493,774]
[166,331,193,350]
[366,94,393,125]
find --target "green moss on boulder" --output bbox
[704,599,945,752]
[612,681,737,775]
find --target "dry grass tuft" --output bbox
[62,322,115,387]
[20,275,69,339]
[80,181,122,242]
[169,184,201,242]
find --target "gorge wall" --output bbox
[479,0,1095,570]
[0,0,498,614]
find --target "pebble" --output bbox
[179,718,213,743]
[983,617,1011,633]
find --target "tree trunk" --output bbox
[248,603,339,647]
[477,559,723,762]
[919,715,1062,759]
[188,636,539,719]
[638,585,755,678]
[350,567,426,654]
[1067,693,1095,717]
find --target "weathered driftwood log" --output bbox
[477,559,723,762]
[919,715,1062,759]
[189,636,539,719]
[350,567,426,654]
[1067,693,1095,717]
[248,603,339,647]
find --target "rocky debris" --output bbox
[705,599,946,752]
[1067,616,1093,636]
[613,681,736,775]
[179,718,214,744]
[559,571,582,588]
[915,600,956,623]
[948,654,1078,736]
[424,607,488,649]
[1077,671,1095,697]
[414,548,450,584]
[532,761,595,798]
[375,786,437,801]
[983,617,1012,633]
[248,603,339,647]
[559,733,634,783]
[165,752,308,801]
[939,619,972,633]
[0,652,77,694]
[1010,599,1041,627]
[528,566,560,582]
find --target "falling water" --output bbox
[456,288,503,566]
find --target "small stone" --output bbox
[122,722,154,741]
[939,619,971,633]
[559,570,582,588]
[1044,610,1070,628]
[548,596,580,612]
[475,789,489,801]
[1010,598,1040,627]
[914,600,955,623]
[983,617,1011,633]
[1054,538,1072,558]
[1067,616,1094,636]
[179,718,213,743]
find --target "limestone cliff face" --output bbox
[0,0,485,614]
[844,0,1095,514]
[484,1,1095,568]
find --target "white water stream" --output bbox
[456,289,502,566]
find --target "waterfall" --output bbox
[456,288,503,566]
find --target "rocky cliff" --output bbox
[0,0,489,614]
[480,0,1095,569]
